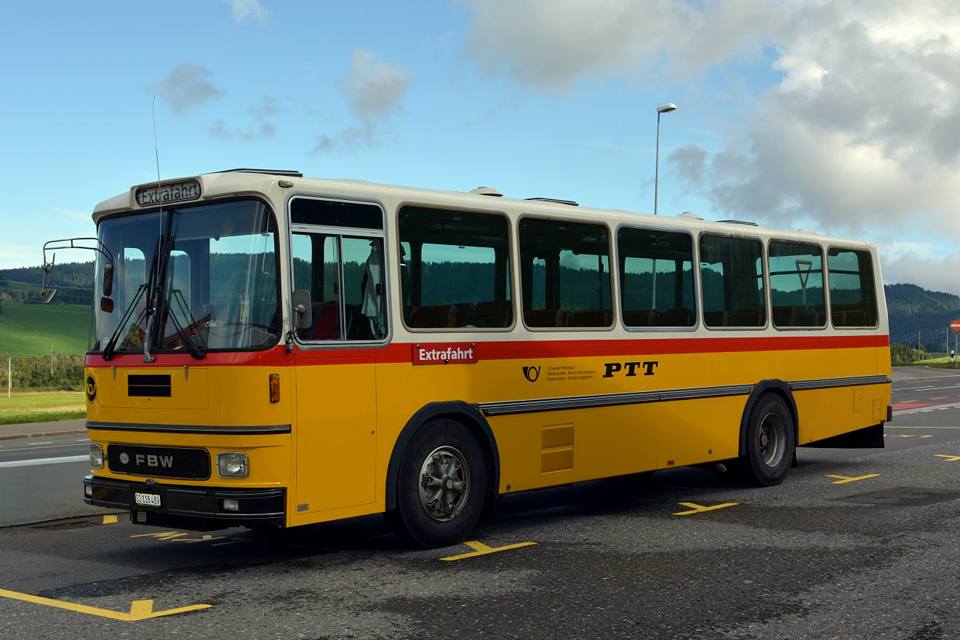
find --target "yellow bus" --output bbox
[69,169,891,547]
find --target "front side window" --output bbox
[94,199,281,354]
[699,234,766,328]
[769,240,826,328]
[828,248,878,327]
[398,206,512,329]
[520,218,612,328]
[618,227,695,327]
[292,232,387,341]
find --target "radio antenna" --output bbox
[144,94,164,363]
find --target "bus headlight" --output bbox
[89,444,104,469]
[217,453,249,478]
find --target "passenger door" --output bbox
[290,198,387,515]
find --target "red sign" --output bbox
[952,320,960,332]
[412,343,478,365]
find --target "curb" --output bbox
[0,429,87,442]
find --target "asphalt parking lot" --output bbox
[2,367,960,639]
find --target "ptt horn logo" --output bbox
[522,366,541,382]
[85,376,97,401]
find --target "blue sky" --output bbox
[3,1,959,293]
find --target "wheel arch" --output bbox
[738,380,799,456]
[385,401,501,512]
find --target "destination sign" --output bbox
[135,179,201,207]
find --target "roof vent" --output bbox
[471,186,502,197]
[718,219,758,227]
[214,168,303,177]
[526,197,579,207]
[678,211,703,220]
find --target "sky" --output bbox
[2,1,960,293]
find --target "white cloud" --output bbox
[210,96,281,140]
[461,1,960,293]
[463,0,782,89]
[313,50,412,153]
[669,2,960,239]
[150,63,224,114]
[225,0,267,23]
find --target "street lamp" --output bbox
[654,102,677,216]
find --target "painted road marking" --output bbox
[826,473,880,485]
[890,434,933,439]
[440,540,537,561]
[102,515,119,525]
[673,501,737,516]
[0,455,88,469]
[934,454,960,462]
[131,531,189,541]
[0,588,210,622]
[888,426,960,430]
[0,443,88,454]
[131,530,235,545]
[25,441,53,446]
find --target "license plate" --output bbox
[134,492,161,507]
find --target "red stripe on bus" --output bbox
[84,334,889,368]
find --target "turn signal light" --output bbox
[269,373,280,403]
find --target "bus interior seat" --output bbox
[567,310,611,327]
[622,309,654,326]
[475,301,512,327]
[409,304,459,328]
[525,308,568,327]
[310,301,340,340]
[654,307,693,326]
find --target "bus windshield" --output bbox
[93,199,280,355]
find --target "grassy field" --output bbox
[0,301,89,356]
[0,391,86,425]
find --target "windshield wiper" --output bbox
[102,283,148,361]
[157,287,205,360]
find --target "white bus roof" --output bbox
[92,169,873,250]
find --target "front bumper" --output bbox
[83,474,285,530]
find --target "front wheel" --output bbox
[736,394,796,486]
[389,419,488,548]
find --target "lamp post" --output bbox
[654,103,677,216]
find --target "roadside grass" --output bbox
[0,301,89,356]
[0,391,86,425]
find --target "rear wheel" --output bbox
[736,394,795,486]
[389,419,488,548]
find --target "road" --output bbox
[0,366,959,638]
[0,433,101,527]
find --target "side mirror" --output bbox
[292,289,312,330]
[103,262,114,297]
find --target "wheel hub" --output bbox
[418,445,470,522]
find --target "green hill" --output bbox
[0,301,90,356]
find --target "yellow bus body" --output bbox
[82,172,892,531]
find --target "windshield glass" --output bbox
[93,199,280,354]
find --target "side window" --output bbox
[292,233,341,340]
[291,199,387,342]
[828,248,878,327]
[699,234,766,328]
[520,218,612,328]
[618,227,695,327]
[768,240,826,328]
[398,206,512,329]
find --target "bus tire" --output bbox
[737,393,795,486]
[389,418,488,548]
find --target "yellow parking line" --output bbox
[130,531,188,541]
[934,454,960,462]
[0,588,210,622]
[826,473,880,485]
[440,540,537,561]
[673,501,737,516]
